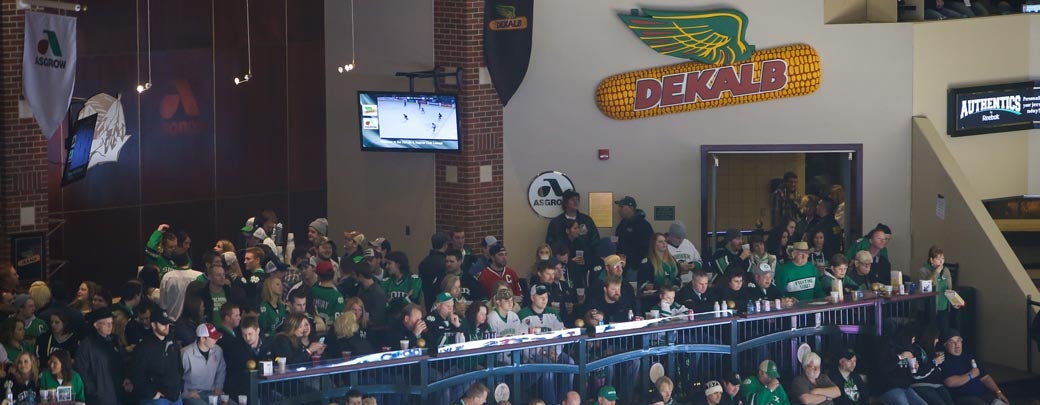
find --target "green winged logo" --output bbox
[496,5,516,19]
[618,9,755,65]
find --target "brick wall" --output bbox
[0,0,50,264]
[433,0,504,251]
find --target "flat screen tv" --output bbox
[61,113,97,185]
[357,91,460,152]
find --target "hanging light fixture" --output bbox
[234,0,252,85]
[135,0,152,93]
[337,0,356,73]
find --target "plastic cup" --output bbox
[209,395,219,405]
[40,389,49,401]
[551,302,561,311]
[831,291,841,302]
[576,288,585,296]
[221,394,230,405]
[239,395,248,405]
[260,360,274,376]
[576,250,584,258]
[529,326,540,334]
[342,351,352,361]
[311,352,321,366]
[649,309,660,319]
[400,339,410,350]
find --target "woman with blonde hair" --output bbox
[344,297,368,331]
[28,281,51,311]
[533,244,552,271]
[440,275,467,315]
[487,290,522,337]
[640,233,678,291]
[259,277,287,338]
[1,352,40,401]
[214,239,236,254]
[332,311,374,357]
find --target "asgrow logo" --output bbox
[527,171,575,218]
[159,80,206,135]
[34,30,67,69]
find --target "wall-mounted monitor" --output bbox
[357,91,460,152]
[61,113,97,185]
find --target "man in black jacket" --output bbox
[546,190,601,253]
[77,308,129,405]
[220,316,271,399]
[614,196,653,272]
[132,310,182,403]
[418,232,451,309]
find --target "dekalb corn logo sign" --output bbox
[596,9,821,120]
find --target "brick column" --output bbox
[433,0,504,250]
[0,0,50,263]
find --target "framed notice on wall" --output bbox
[948,81,1040,136]
[588,192,614,229]
[9,233,45,281]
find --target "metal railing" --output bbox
[248,293,934,405]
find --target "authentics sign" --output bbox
[947,81,1040,136]
[596,9,821,120]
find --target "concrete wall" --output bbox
[502,0,915,276]
[910,117,1040,370]
[911,16,1034,200]
[325,0,438,259]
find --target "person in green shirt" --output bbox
[145,224,192,277]
[312,260,345,324]
[259,277,287,338]
[917,245,960,333]
[819,255,860,296]
[776,242,825,302]
[40,349,86,402]
[640,233,679,291]
[741,360,791,405]
[0,317,32,363]
[382,251,423,320]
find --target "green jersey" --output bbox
[517,306,565,331]
[145,229,190,277]
[382,274,423,316]
[776,261,824,301]
[23,317,49,345]
[210,289,228,326]
[741,377,791,405]
[41,370,86,402]
[311,284,345,323]
[259,301,287,338]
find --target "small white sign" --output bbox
[527,171,575,218]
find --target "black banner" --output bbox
[948,81,1040,136]
[484,0,533,106]
[10,232,45,281]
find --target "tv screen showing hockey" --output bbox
[358,91,460,151]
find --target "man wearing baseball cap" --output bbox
[614,196,654,270]
[519,284,572,405]
[425,292,462,348]
[775,241,825,302]
[720,373,744,405]
[741,360,790,405]
[939,329,1009,405]
[744,262,783,301]
[597,385,618,405]
[181,323,226,403]
[828,348,868,405]
[477,242,522,298]
[132,310,182,403]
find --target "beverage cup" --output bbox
[400,339,410,350]
[40,389,49,401]
[342,351,352,361]
[551,302,561,311]
[209,395,219,405]
[311,352,321,366]
[239,395,249,405]
[260,360,274,376]
[575,250,584,258]
[904,282,913,294]
[221,394,231,405]
[831,291,841,302]
[649,309,660,319]
[741,244,750,251]
[48,389,56,401]
[529,326,540,334]
[576,288,585,297]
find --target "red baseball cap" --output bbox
[196,323,223,340]
[315,260,335,277]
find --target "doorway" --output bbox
[700,144,863,257]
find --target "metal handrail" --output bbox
[249,293,933,405]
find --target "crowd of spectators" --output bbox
[0,188,1014,405]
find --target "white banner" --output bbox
[22,11,77,139]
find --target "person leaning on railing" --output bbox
[271,313,325,365]
[916,246,960,334]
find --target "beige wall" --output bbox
[911,16,1033,200]
[502,0,915,277]
[910,117,1040,370]
[324,0,438,260]
[715,153,805,231]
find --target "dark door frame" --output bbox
[699,143,864,252]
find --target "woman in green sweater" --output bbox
[39,349,85,402]
[259,277,287,339]
[916,245,959,333]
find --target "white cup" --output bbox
[575,250,584,258]
[239,395,248,405]
[260,360,274,376]
[831,291,841,302]
[221,394,230,404]
[400,339,410,350]
[209,395,219,405]
[40,389,49,401]
[741,244,750,251]
[649,309,660,319]
[576,288,585,296]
